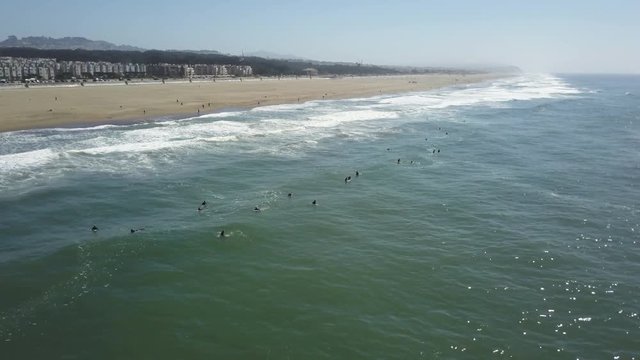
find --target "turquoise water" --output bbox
[1,74,639,359]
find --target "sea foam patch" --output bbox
[306,110,399,128]
[0,148,59,172]
[198,111,246,119]
[379,74,581,109]
[250,100,321,112]
[67,140,198,156]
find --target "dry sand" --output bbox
[0,74,497,132]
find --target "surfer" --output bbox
[198,200,207,211]
[397,158,401,164]
[220,230,225,237]
[91,225,98,232]
[355,170,359,177]
[254,206,261,212]
[312,200,317,205]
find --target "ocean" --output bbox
[0,74,638,359]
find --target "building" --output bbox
[0,56,253,82]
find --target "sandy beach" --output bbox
[0,74,498,132]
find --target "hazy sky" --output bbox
[2,0,639,73]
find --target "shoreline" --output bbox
[0,74,505,133]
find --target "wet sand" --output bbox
[0,74,498,132]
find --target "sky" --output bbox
[1,0,639,73]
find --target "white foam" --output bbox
[251,101,319,112]
[200,135,239,142]
[0,148,58,172]
[307,110,398,127]
[68,140,195,155]
[43,124,122,132]
[198,111,245,119]
[379,74,581,109]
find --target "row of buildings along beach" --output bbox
[0,56,253,82]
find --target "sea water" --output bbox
[0,74,639,359]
